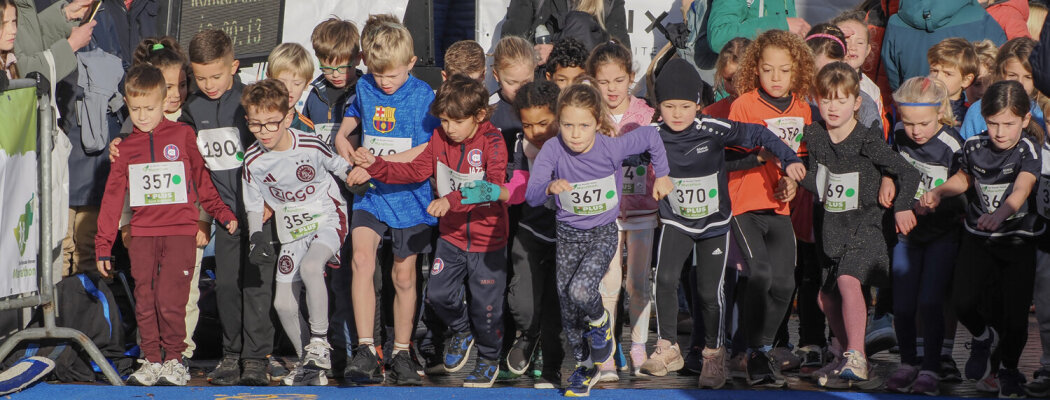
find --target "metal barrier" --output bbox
[0,77,123,386]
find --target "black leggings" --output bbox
[654,227,729,348]
[953,233,1035,370]
[731,212,796,349]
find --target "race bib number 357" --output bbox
[558,174,619,216]
[129,162,188,207]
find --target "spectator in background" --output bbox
[501,0,628,65]
[12,0,94,83]
[980,0,1030,40]
[881,0,1006,91]
[706,0,810,53]
[1,0,17,79]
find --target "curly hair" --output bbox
[547,37,588,76]
[514,80,561,114]
[734,29,815,99]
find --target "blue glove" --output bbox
[459,180,501,204]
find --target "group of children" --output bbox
[84,7,1050,400]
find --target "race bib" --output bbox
[1039,176,1050,219]
[979,183,1010,214]
[315,123,339,144]
[558,174,619,215]
[128,162,188,207]
[622,165,647,195]
[275,200,326,244]
[435,162,485,197]
[902,154,949,200]
[668,174,720,219]
[197,127,245,171]
[816,164,859,212]
[764,117,805,152]
[362,134,412,156]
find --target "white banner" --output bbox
[0,86,40,297]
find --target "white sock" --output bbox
[392,342,410,356]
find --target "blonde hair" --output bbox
[575,0,606,28]
[493,36,537,74]
[1029,3,1047,39]
[557,80,616,137]
[361,21,415,72]
[926,37,979,81]
[266,43,313,81]
[972,39,998,77]
[893,76,955,127]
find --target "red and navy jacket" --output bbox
[366,121,508,252]
[95,119,236,260]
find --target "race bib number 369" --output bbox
[816,164,859,212]
[558,174,619,216]
[196,127,245,171]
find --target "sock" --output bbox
[942,339,954,357]
[311,332,326,342]
[392,342,410,356]
[589,312,608,327]
[974,328,989,341]
[359,338,377,355]
[917,337,925,358]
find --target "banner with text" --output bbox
[0,87,40,297]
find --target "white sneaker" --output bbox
[127,360,164,386]
[285,363,328,386]
[304,338,333,370]
[281,362,300,386]
[156,359,190,386]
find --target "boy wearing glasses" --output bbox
[305,18,363,145]
[242,79,354,385]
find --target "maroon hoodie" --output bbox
[366,121,508,252]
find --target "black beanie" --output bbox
[655,58,702,104]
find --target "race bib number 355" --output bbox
[276,201,326,244]
[129,162,188,207]
[196,127,245,171]
[558,174,619,216]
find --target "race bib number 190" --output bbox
[558,174,619,216]
[197,127,245,171]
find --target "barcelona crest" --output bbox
[373,106,397,133]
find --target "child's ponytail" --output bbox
[893,77,955,127]
[133,36,188,71]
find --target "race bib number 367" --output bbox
[558,174,619,216]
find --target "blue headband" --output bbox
[898,102,941,107]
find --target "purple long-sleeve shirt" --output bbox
[526,125,670,230]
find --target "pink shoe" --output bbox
[630,343,647,376]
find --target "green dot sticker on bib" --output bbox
[845,188,855,197]
[708,188,718,198]
[935,178,945,186]
[636,166,645,175]
[235,151,245,162]
[669,174,720,220]
[605,190,615,199]
[172,175,182,185]
[558,174,619,216]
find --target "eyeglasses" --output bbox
[319,64,353,76]
[246,113,288,133]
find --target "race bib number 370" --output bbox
[129,162,188,207]
[668,174,719,219]
[197,127,245,171]
[558,174,619,216]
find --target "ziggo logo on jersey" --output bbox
[269,185,317,202]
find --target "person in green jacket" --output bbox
[706,0,811,53]
[12,0,95,83]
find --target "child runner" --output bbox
[927,38,979,127]
[921,80,1045,399]
[584,40,656,379]
[643,58,805,390]
[961,37,1049,140]
[703,37,751,119]
[490,35,537,152]
[525,81,671,397]
[884,77,964,396]
[350,74,510,388]
[966,40,998,109]
[95,65,238,386]
[546,38,588,89]
[800,62,920,388]
[504,80,567,389]
[240,80,349,386]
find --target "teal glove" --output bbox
[459,180,501,204]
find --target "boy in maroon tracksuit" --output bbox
[95,65,238,387]
[348,74,509,388]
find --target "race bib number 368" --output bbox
[362,134,412,156]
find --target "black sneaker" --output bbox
[683,346,703,375]
[535,370,562,389]
[239,358,270,386]
[346,345,384,384]
[463,358,500,388]
[207,354,241,386]
[965,327,999,381]
[506,335,539,375]
[387,351,423,386]
[444,331,475,373]
[1000,368,1027,398]
[747,351,785,388]
[1027,368,1050,397]
[941,355,962,382]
